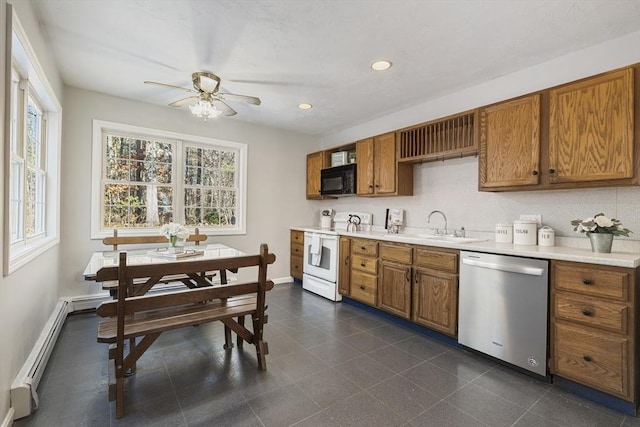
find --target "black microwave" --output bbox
[320,164,357,196]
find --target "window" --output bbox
[91,121,247,238]
[4,9,62,275]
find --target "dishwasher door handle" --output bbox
[462,258,545,276]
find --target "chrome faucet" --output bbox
[428,210,448,236]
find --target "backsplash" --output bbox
[314,157,640,245]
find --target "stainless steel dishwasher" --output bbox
[458,251,549,376]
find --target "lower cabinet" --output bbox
[290,230,304,280]
[338,236,351,296]
[348,238,379,305]
[550,260,638,404]
[412,268,458,337]
[378,243,413,319]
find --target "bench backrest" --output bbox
[96,243,276,318]
[102,227,208,250]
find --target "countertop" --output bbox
[292,226,640,268]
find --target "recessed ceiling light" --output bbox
[298,103,313,110]
[371,60,392,71]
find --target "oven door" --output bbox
[303,232,338,283]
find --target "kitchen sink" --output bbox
[410,234,486,243]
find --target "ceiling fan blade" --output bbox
[220,93,261,105]
[212,100,237,116]
[144,80,197,93]
[169,96,200,107]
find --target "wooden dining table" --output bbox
[83,243,247,348]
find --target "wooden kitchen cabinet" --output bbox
[479,94,541,189]
[479,65,639,192]
[290,230,304,281]
[378,243,413,319]
[338,236,351,296]
[306,150,327,199]
[349,238,379,305]
[549,68,634,183]
[550,260,638,403]
[356,132,413,196]
[412,247,459,337]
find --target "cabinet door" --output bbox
[412,268,458,337]
[549,68,634,183]
[479,94,541,188]
[374,132,397,194]
[356,138,375,195]
[338,237,351,296]
[306,151,324,199]
[378,262,412,319]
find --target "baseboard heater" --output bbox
[11,299,69,419]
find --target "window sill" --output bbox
[6,236,59,275]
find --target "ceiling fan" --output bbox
[144,71,261,120]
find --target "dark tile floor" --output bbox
[14,283,640,426]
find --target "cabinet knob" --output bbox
[360,262,366,267]
[375,184,380,188]
[582,309,592,316]
[582,279,592,285]
[532,170,538,176]
[369,185,373,188]
[361,247,366,251]
[344,256,350,265]
[405,268,410,282]
[549,168,556,174]
[360,285,365,290]
[583,355,592,362]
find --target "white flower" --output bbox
[159,222,190,239]
[594,216,613,228]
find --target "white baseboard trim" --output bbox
[273,276,293,285]
[2,408,15,427]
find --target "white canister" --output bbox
[538,226,555,247]
[320,216,332,229]
[495,223,513,243]
[513,220,537,245]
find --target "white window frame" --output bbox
[91,120,247,239]
[4,9,62,275]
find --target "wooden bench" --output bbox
[96,243,276,418]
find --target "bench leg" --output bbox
[237,316,244,349]
[223,325,233,350]
[115,376,124,418]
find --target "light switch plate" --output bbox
[520,214,542,227]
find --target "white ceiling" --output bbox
[32,0,640,136]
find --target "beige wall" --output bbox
[59,86,318,299]
[1,0,64,422]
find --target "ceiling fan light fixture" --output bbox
[298,103,313,110]
[189,99,222,121]
[371,60,392,71]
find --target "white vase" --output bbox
[587,232,613,253]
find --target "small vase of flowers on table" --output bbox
[570,213,632,253]
[160,222,190,253]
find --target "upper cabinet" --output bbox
[479,94,541,188]
[548,68,634,183]
[357,132,413,196]
[306,151,327,199]
[479,66,639,192]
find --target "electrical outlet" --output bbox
[520,214,542,227]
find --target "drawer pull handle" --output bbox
[361,262,366,267]
[582,309,592,316]
[361,247,366,251]
[583,355,592,362]
[345,256,350,265]
[582,279,592,285]
[360,286,365,290]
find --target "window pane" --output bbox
[103,183,173,228]
[105,136,173,184]
[10,72,19,154]
[26,98,42,166]
[10,159,24,242]
[25,169,36,236]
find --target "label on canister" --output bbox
[495,223,513,243]
[513,220,537,245]
[538,226,555,247]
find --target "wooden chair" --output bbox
[96,243,276,418]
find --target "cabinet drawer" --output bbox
[553,322,628,398]
[352,239,379,257]
[350,270,377,305]
[291,230,304,244]
[290,255,303,280]
[554,262,629,301]
[291,241,304,258]
[414,248,458,273]
[554,292,628,334]
[351,254,378,275]
[380,243,413,264]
